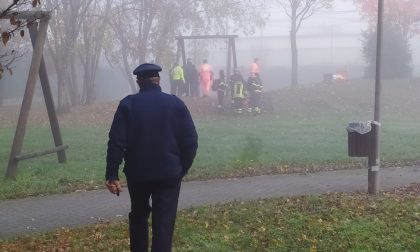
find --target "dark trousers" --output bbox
[233,97,244,114]
[127,178,182,252]
[171,80,184,96]
[249,92,261,111]
[217,91,224,107]
[184,80,191,96]
[190,82,199,97]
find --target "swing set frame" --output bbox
[175,35,239,80]
[2,11,67,180]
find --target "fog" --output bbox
[1,1,420,244]
[1,0,419,104]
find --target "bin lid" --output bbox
[346,121,372,134]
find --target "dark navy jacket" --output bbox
[106,84,198,181]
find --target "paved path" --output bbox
[0,166,419,239]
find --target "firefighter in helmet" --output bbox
[247,72,263,114]
[212,69,228,112]
[230,68,246,114]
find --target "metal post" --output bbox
[6,17,50,179]
[368,0,384,195]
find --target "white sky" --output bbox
[259,1,366,37]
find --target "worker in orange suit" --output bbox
[199,59,213,97]
[251,57,260,77]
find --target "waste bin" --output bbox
[347,121,372,157]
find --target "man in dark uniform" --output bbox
[247,73,263,115]
[105,63,198,252]
[212,70,228,112]
[183,58,199,97]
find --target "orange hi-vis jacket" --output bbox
[251,62,260,77]
[199,63,213,96]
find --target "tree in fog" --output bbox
[354,0,420,79]
[3,0,116,108]
[354,0,420,38]
[276,0,332,88]
[0,43,27,107]
[0,0,39,106]
[0,0,35,50]
[78,0,112,104]
[105,0,266,93]
[45,0,94,112]
[362,23,412,78]
[1,0,31,79]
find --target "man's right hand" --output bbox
[106,180,122,195]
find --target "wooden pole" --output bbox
[175,35,238,40]
[6,16,50,179]
[2,11,50,20]
[16,145,68,161]
[175,39,181,64]
[226,39,233,98]
[227,38,232,80]
[28,21,66,163]
[180,39,186,67]
[231,38,238,69]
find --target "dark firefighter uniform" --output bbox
[106,63,198,252]
[230,70,246,114]
[247,73,263,114]
[212,70,228,111]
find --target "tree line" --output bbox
[1,0,419,110]
[0,0,266,111]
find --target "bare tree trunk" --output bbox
[77,0,112,104]
[45,0,95,112]
[86,48,100,104]
[54,57,72,114]
[0,81,4,106]
[70,54,79,105]
[123,49,138,93]
[290,31,298,88]
[290,11,298,88]
[81,37,91,103]
[69,53,80,106]
[57,71,72,113]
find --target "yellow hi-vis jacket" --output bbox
[172,65,185,81]
[233,80,245,98]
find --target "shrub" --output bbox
[362,23,412,79]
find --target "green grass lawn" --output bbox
[1,184,419,251]
[0,115,420,199]
[1,79,420,199]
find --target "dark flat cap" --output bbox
[133,63,162,78]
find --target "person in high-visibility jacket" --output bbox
[199,59,213,97]
[247,73,263,114]
[250,58,260,77]
[230,69,246,114]
[171,63,185,96]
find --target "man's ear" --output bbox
[150,77,160,85]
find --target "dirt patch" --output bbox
[0,97,220,128]
[1,79,420,128]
